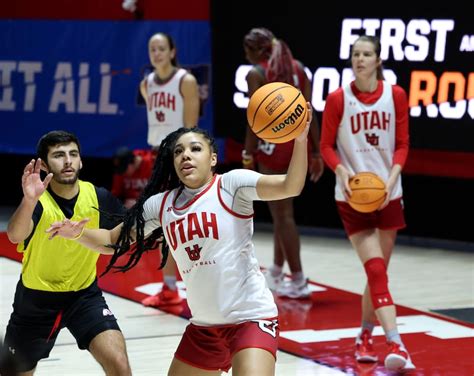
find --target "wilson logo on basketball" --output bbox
[247,82,307,143]
[265,94,285,116]
[271,103,305,134]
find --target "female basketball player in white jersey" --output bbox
[46,107,311,375]
[320,35,414,372]
[141,32,200,147]
[140,32,201,308]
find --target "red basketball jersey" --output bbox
[255,60,311,171]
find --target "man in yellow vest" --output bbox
[2,130,131,375]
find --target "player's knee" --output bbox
[364,257,393,309]
[94,342,130,375]
[107,352,131,376]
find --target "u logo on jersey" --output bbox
[165,212,219,251]
[185,244,202,261]
[252,319,279,338]
[155,110,165,122]
[365,133,379,146]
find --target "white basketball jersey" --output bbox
[158,175,276,326]
[146,68,187,147]
[335,81,402,201]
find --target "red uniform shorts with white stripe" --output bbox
[337,198,406,236]
[174,318,279,372]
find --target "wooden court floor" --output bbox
[1,229,473,375]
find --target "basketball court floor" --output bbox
[1,217,473,375]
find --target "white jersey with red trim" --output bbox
[146,68,187,147]
[142,170,277,326]
[336,81,402,201]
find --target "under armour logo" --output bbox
[167,206,173,212]
[103,308,113,317]
[8,346,15,355]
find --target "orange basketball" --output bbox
[247,82,307,144]
[348,172,386,213]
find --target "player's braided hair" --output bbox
[244,27,296,85]
[103,127,217,275]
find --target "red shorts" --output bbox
[257,140,312,172]
[174,318,279,372]
[337,198,406,236]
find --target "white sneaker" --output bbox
[276,279,311,299]
[384,342,416,372]
[402,355,416,371]
[263,269,283,291]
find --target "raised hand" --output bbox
[295,103,312,143]
[46,218,90,240]
[22,159,53,201]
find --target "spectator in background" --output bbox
[139,32,200,308]
[320,35,414,372]
[242,27,324,299]
[111,147,154,209]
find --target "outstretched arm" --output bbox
[7,159,53,244]
[256,103,311,201]
[46,219,125,255]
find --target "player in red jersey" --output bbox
[320,35,414,372]
[242,27,324,299]
[111,147,155,209]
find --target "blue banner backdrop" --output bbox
[0,20,212,157]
